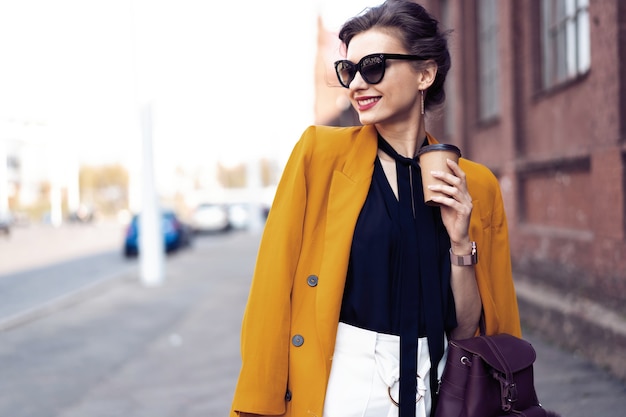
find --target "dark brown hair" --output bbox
[338,0,451,110]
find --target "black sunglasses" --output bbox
[334,53,427,88]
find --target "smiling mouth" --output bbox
[357,97,380,106]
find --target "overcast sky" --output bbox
[0,0,380,174]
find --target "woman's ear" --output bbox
[417,60,438,90]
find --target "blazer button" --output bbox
[307,275,318,287]
[292,334,304,347]
[285,389,292,401]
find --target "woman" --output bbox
[230,1,521,416]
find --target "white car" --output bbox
[227,203,250,230]
[191,203,230,233]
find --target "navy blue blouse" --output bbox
[339,136,457,417]
[340,150,457,335]
[340,156,419,335]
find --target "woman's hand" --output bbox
[427,158,473,249]
[429,158,481,338]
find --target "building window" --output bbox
[541,0,590,89]
[477,0,500,121]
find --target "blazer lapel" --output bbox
[316,125,378,362]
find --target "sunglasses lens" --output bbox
[360,56,385,84]
[336,61,356,87]
[335,55,386,88]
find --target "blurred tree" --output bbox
[79,164,129,217]
[217,159,279,189]
[217,163,246,188]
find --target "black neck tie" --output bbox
[378,136,449,417]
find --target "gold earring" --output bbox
[420,90,425,115]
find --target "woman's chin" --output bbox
[357,114,377,126]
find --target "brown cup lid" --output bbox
[417,143,461,158]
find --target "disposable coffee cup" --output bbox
[417,143,462,206]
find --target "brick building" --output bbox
[315,0,626,379]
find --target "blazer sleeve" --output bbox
[231,128,314,415]
[467,162,522,338]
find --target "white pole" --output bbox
[49,181,63,227]
[0,132,9,218]
[139,102,165,287]
[49,143,63,228]
[46,125,63,228]
[67,155,81,218]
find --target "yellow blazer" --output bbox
[230,124,521,417]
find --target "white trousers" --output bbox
[323,322,447,417]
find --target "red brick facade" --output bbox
[436,0,626,311]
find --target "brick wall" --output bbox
[435,0,626,310]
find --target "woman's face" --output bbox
[345,29,422,127]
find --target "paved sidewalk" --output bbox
[0,231,625,417]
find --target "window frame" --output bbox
[477,0,501,122]
[541,0,591,90]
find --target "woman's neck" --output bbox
[375,121,426,158]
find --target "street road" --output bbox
[0,250,136,326]
[0,221,132,329]
[0,223,625,417]
[0,220,126,276]
[0,221,220,330]
[0,223,246,417]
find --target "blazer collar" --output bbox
[341,124,378,181]
[341,125,440,180]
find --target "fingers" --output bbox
[438,158,465,184]
[428,163,466,196]
[426,160,472,210]
[427,189,472,216]
[425,159,472,243]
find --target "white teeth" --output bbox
[357,97,379,105]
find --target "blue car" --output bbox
[123,210,192,257]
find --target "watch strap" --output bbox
[449,241,478,266]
